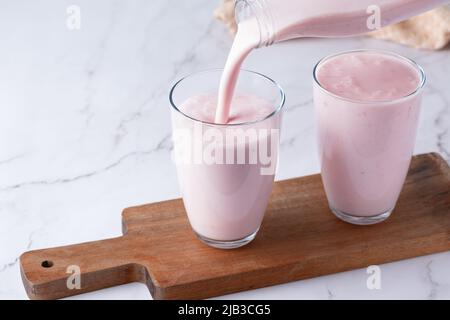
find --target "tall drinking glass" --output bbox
[313,50,426,225]
[170,69,285,248]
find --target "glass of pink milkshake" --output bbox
[170,69,285,248]
[314,49,426,225]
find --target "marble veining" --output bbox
[0,0,449,299]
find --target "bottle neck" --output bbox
[235,0,276,48]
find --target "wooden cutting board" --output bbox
[20,153,450,300]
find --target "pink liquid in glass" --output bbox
[314,51,423,220]
[174,93,280,241]
[216,0,444,124]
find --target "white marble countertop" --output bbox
[1,0,449,300]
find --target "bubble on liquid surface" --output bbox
[317,52,420,102]
[179,94,274,124]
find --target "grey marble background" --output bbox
[0,0,449,299]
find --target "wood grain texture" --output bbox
[20,153,450,300]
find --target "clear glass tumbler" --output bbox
[313,50,426,225]
[169,69,285,248]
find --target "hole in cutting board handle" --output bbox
[41,260,54,268]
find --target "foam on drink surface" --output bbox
[316,52,420,102]
[180,94,274,124]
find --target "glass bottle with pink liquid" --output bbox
[234,0,448,48]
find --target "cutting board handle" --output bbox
[19,236,150,299]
